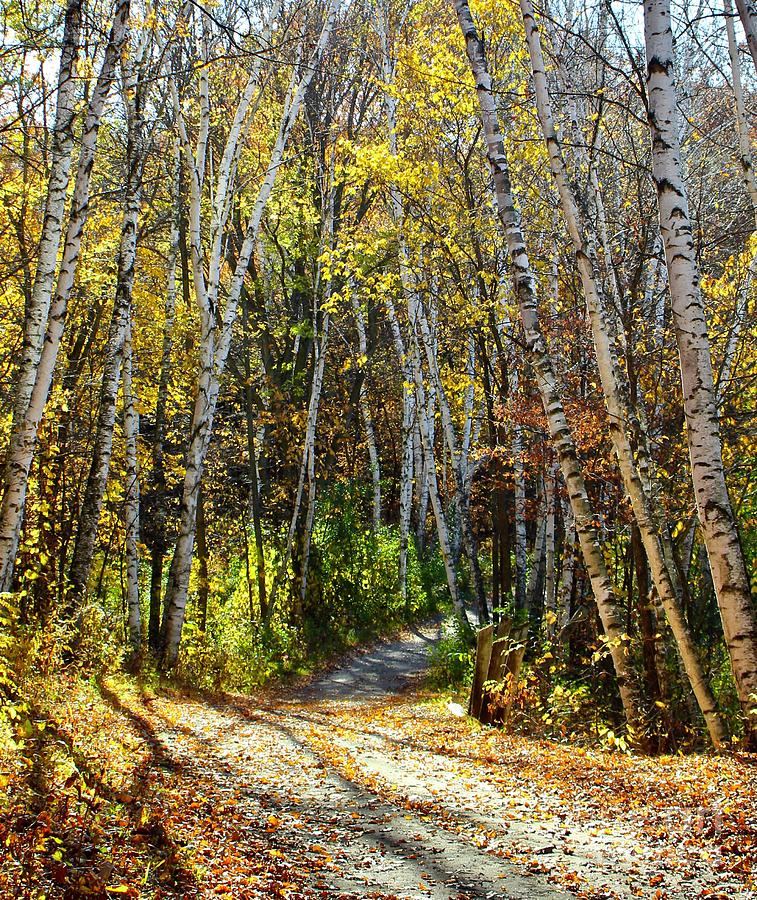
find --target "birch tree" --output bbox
[148,139,180,650]
[720,0,757,403]
[644,0,757,744]
[68,38,147,607]
[0,0,131,593]
[734,0,757,75]
[454,0,644,734]
[160,0,339,667]
[376,0,487,621]
[520,0,726,745]
[0,0,83,589]
[351,292,382,529]
[268,163,337,620]
[122,318,141,653]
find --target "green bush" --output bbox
[427,619,475,689]
[173,481,448,691]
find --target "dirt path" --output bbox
[143,625,565,899]
[113,625,753,900]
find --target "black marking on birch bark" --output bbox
[647,57,673,76]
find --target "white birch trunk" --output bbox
[376,1,417,597]
[351,292,382,529]
[8,0,81,426]
[160,0,339,666]
[298,311,330,608]
[726,0,757,222]
[0,0,84,589]
[68,87,143,605]
[455,0,643,732]
[385,297,466,622]
[720,0,757,404]
[277,173,336,616]
[398,384,415,597]
[557,499,575,641]
[522,0,726,745]
[375,0,467,605]
[413,418,427,547]
[149,138,180,650]
[412,291,488,619]
[459,331,480,527]
[646,238,667,348]
[513,420,527,612]
[644,0,757,743]
[123,317,141,652]
[408,336,469,625]
[735,0,757,76]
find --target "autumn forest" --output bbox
[1,0,756,896]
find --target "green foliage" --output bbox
[175,545,302,691]
[0,592,73,769]
[710,643,744,735]
[540,681,594,732]
[0,593,23,761]
[174,483,446,692]
[303,482,437,645]
[427,619,475,689]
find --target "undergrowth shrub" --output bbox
[175,483,448,691]
[427,619,475,689]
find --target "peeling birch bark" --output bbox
[0,0,83,589]
[455,0,644,732]
[521,0,726,745]
[644,0,757,743]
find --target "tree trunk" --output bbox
[352,292,382,529]
[455,0,644,734]
[149,139,179,651]
[0,0,130,591]
[720,0,757,404]
[67,74,143,609]
[242,282,267,620]
[544,462,558,637]
[160,0,338,667]
[412,292,489,621]
[6,0,81,440]
[631,524,661,703]
[521,0,727,746]
[297,312,331,609]
[557,500,576,643]
[385,297,468,625]
[526,482,546,616]
[644,0,757,744]
[123,318,141,654]
[398,384,415,598]
[196,488,209,633]
[734,0,757,76]
[513,422,527,612]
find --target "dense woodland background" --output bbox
[1,0,756,759]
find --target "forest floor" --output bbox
[2,624,756,899]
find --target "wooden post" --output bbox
[480,617,512,724]
[468,624,494,719]
[500,621,529,724]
